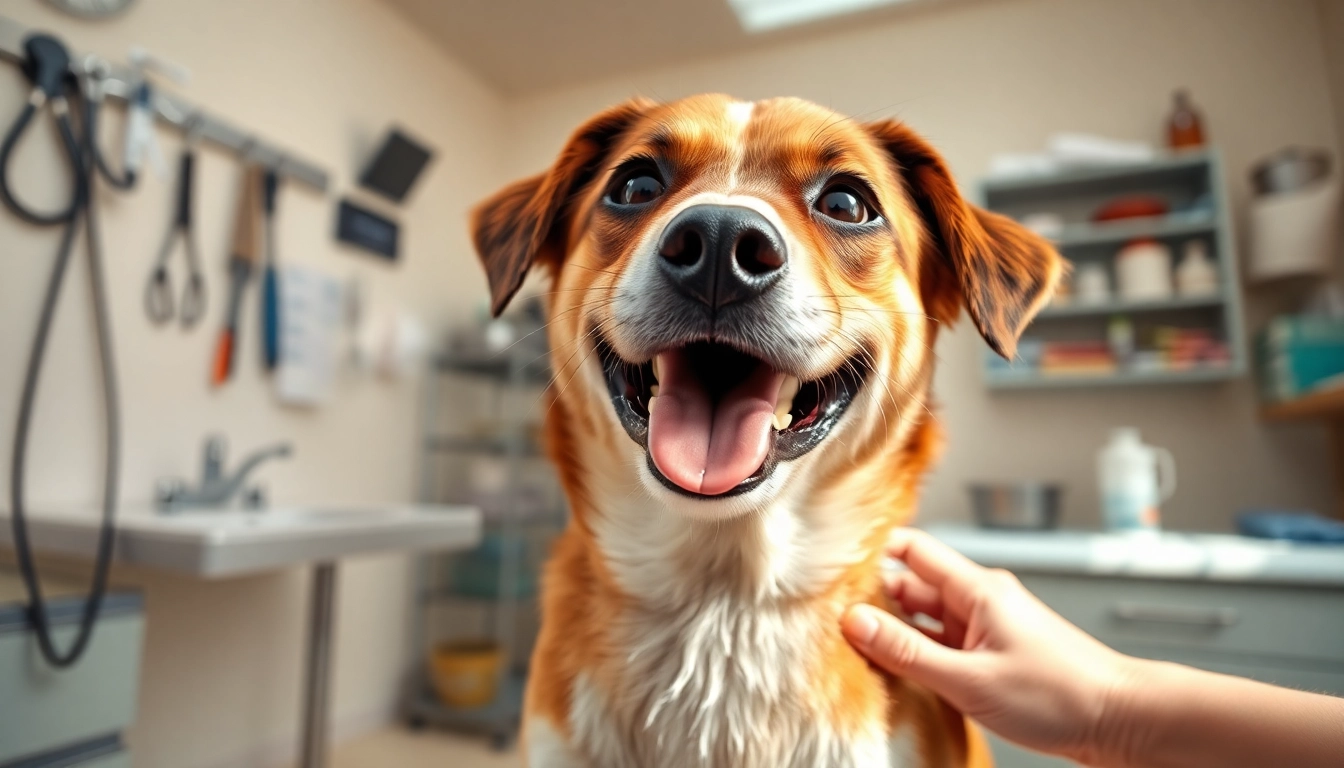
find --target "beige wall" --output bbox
[3,0,1342,766]
[502,0,1339,530]
[0,0,501,765]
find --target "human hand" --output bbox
[841,529,1133,762]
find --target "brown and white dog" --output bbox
[470,94,1061,767]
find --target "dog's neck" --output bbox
[590,490,879,613]
[553,420,937,767]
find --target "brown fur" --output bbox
[470,94,1060,766]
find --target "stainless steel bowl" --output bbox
[969,483,1062,530]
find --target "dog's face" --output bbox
[473,95,1059,522]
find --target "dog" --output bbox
[470,94,1061,767]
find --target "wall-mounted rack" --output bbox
[977,150,1246,390]
[0,14,329,192]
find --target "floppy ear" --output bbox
[866,119,1063,359]
[470,98,655,316]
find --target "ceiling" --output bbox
[381,0,964,95]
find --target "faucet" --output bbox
[157,435,293,512]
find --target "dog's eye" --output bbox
[816,185,870,224]
[610,170,665,206]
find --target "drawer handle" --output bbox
[1112,602,1239,628]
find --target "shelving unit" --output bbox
[405,337,561,749]
[979,150,1246,390]
[1035,295,1223,320]
[987,366,1235,390]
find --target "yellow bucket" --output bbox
[430,639,503,709]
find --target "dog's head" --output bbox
[472,95,1059,522]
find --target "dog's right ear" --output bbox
[470,98,655,316]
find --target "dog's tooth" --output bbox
[648,395,658,414]
[777,375,801,411]
[651,357,661,382]
[650,385,659,397]
[772,412,793,431]
[773,375,802,421]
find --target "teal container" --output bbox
[1257,315,1344,402]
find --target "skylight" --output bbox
[726,0,919,33]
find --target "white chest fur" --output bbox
[553,596,898,768]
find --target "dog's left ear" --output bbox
[471,98,655,317]
[866,119,1063,359]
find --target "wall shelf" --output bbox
[982,151,1213,195]
[1261,385,1344,423]
[1036,295,1224,320]
[1049,213,1216,249]
[986,366,1238,390]
[978,150,1245,390]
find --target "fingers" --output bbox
[886,529,992,618]
[884,569,944,620]
[842,604,974,701]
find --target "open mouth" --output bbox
[596,336,868,498]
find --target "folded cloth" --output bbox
[1238,510,1344,543]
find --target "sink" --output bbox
[0,503,482,578]
[1,499,483,767]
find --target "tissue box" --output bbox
[1256,316,1344,402]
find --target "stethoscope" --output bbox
[0,33,133,668]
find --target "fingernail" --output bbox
[843,606,879,646]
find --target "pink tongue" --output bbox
[648,350,784,496]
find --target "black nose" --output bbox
[657,204,787,310]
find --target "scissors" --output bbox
[146,117,206,328]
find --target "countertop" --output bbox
[926,525,1344,588]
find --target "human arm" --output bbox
[840,529,1344,768]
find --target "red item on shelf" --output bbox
[1093,196,1169,222]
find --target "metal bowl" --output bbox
[969,482,1062,530]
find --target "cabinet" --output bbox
[0,574,143,767]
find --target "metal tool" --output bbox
[211,162,262,386]
[146,119,206,328]
[261,167,281,370]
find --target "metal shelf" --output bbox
[420,586,539,603]
[986,365,1239,390]
[434,353,550,384]
[425,435,543,458]
[1035,295,1224,319]
[1049,213,1216,249]
[982,150,1213,196]
[407,672,525,748]
[978,149,1245,392]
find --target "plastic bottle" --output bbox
[1097,428,1176,531]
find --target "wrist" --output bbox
[1073,654,1163,768]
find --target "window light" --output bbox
[726,0,919,33]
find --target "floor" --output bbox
[331,727,519,767]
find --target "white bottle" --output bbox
[1097,428,1176,531]
[1176,240,1219,297]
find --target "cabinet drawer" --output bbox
[0,609,144,765]
[1019,574,1344,666]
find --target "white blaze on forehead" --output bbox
[725,100,754,190]
[726,100,754,130]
